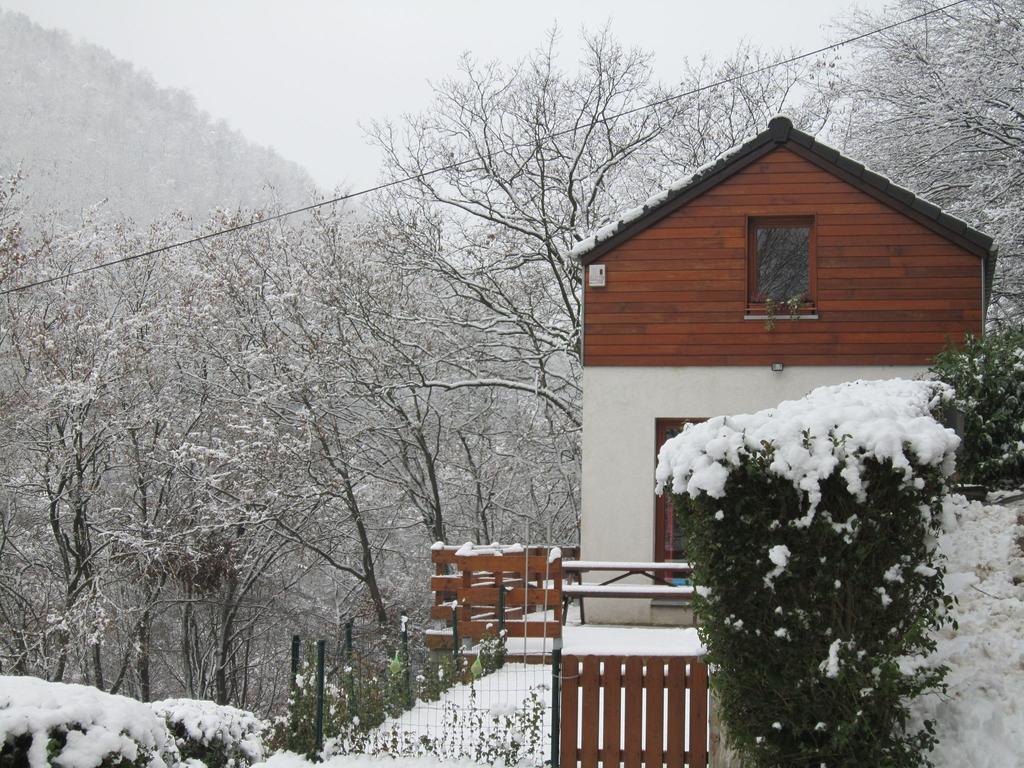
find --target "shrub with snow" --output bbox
[152,698,268,768]
[930,330,1024,487]
[656,379,959,767]
[0,676,179,768]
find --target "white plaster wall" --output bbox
[580,364,926,623]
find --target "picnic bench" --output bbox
[561,560,694,624]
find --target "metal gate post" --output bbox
[550,638,562,768]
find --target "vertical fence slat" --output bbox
[666,658,686,768]
[561,655,580,768]
[550,556,564,627]
[644,658,665,768]
[602,657,622,768]
[624,656,644,768]
[688,661,709,767]
[580,657,601,768]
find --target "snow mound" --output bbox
[254,753,495,768]
[911,494,1024,767]
[0,675,178,768]
[152,697,268,767]
[655,378,958,512]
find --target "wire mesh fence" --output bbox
[281,618,557,767]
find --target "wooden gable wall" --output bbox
[582,146,983,367]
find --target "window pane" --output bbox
[755,225,809,301]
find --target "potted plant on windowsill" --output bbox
[745,293,816,330]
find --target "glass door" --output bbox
[655,418,703,583]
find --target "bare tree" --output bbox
[831,0,1022,323]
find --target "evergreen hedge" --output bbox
[657,380,958,767]
[931,330,1024,487]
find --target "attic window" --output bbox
[747,217,815,309]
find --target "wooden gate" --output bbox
[560,655,709,768]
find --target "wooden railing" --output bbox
[427,543,577,651]
[560,655,709,768]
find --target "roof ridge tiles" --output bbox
[570,115,995,265]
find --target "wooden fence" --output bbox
[559,655,709,768]
[427,544,576,652]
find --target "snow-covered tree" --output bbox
[832,0,1023,323]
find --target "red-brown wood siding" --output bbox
[583,146,983,366]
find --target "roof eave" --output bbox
[575,136,777,266]
[574,116,996,266]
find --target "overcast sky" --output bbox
[6,0,888,192]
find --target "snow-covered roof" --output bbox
[570,116,996,265]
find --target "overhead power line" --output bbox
[0,0,974,297]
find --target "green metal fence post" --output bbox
[451,604,459,663]
[341,618,355,705]
[498,585,506,635]
[550,638,562,768]
[290,634,301,687]
[314,639,326,757]
[400,610,412,708]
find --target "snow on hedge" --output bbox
[910,493,1024,768]
[0,676,178,768]
[152,698,268,767]
[655,378,959,511]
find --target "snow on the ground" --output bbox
[483,617,704,658]
[0,675,178,768]
[563,624,703,656]
[254,753,495,768]
[910,493,1024,768]
[152,697,267,764]
[374,661,549,746]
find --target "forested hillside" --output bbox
[0,11,316,226]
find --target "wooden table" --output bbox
[561,560,694,624]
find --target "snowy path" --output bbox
[907,493,1024,768]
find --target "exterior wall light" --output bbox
[771,362,784,372]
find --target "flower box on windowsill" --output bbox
[744,303,818,321]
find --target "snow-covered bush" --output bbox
[656,379,959,767]
[476,628,507,676]
[0,676,179,768]
[415,654,462,703]
[269,649,419,759]
[931,331,1024,487]
[152,698,267,768]
[269,657,349,760]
